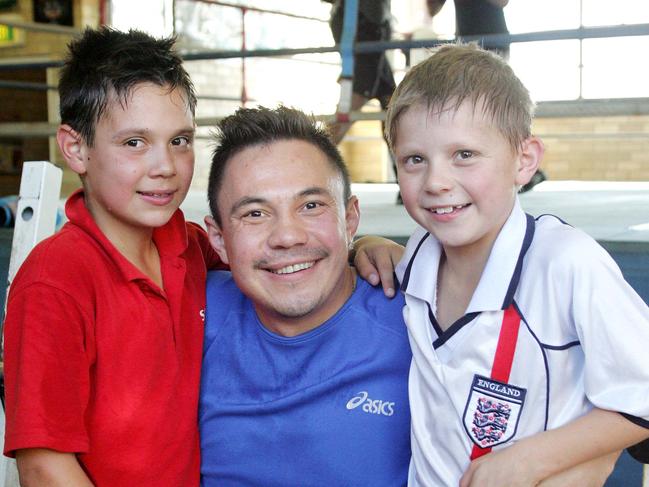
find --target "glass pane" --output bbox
[583,0,649,26]
[582,36,649,98]
[510,40,581,101]
[506,0,581,33]
[245,11,332,51]
[174,1,243,50]
[111,0,172,37]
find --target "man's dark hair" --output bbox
[59,27,196,146]
[208,105,351,225]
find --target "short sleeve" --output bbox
[3,283,95,456]
[571,242,649,425]
[628,438,649,464]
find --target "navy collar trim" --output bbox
[501,213,536,309]
[403,212,536,349]
[428,300,480,349]
[400,231,431,293]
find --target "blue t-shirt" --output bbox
[200,271,411,487]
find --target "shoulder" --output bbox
[182,221,209,263]
[185,220,207,241]
[348,279,407,338]
[6,227,99,329]
[204,271,253,348]
[528,214,619,277]
[330,280,411,365]
[514,214,649,356]
[10,224,103,294]
[184,221,225,270]
[206,269,238,294]
[205,271,247,321]
[518,214,638,336]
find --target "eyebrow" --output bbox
[299,186,333,198]
[110,126,195,142]
[230,197,268,216]
[228,186,334,216]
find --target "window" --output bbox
[508,0,649,101]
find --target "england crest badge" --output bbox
[463,375,527,449]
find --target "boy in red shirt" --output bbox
[2,27,400,486]
[2,27,220,486]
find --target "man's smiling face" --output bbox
[206,138,359,337]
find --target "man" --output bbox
[199,106,411,486]
[325,0,395,145]
[427,0,510,57]
[326,0,401,202]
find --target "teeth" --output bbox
[140,191,172,197]
[271,262,315,275]
[433,205,465,215]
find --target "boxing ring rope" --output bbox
[1,4,649,135]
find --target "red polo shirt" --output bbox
[3,190,224,486]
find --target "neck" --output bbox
[436,202,515,329]
[435,244,492,331]
[443,242,492,285]
[86,200,163,288]
[442,199,515,282]
[114,233,163,289]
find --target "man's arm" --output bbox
[352,235,404,297]
[487,0,509,7]
[460,408,649,487]
[16,449,94,487]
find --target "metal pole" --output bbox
[1,24,648,70]
[578,0,584,100]
[0,80,56,91]
[337,0,359,117]
[0,18,80,35]
[240,7,248,106]
[183,0,328,22]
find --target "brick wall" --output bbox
[0,0,99,58]
[533,115,649,181]
[0,0,99,195]
[338,119,391,183]
[337,114,649,184]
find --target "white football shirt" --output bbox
[396,198,649,486]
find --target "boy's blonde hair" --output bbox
[386,43,534,152]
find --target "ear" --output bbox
[515,136,544,186]
[344,195,361,242]
[204,215,230,265]
[57,124,88,175]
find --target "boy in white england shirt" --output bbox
[387,43,649,486]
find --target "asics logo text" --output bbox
[346,391,395,417]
